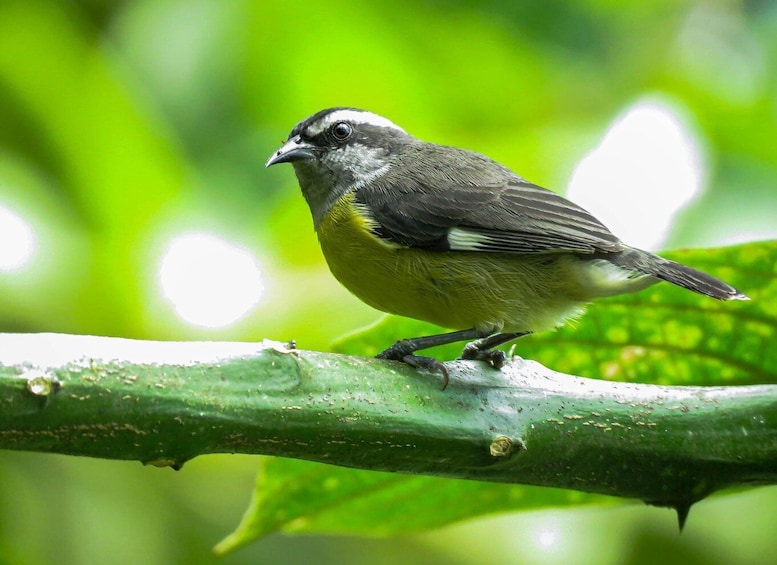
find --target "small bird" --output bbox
[266,107,748,388]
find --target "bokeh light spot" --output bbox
[567,99,704,251]
[158,232,263,328]
[0,204,37,272]
[537,526,559,549]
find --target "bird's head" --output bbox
[266,108,411,226]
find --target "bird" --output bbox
[266,107,748,388]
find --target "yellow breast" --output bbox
[316,194,589,334]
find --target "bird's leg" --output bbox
[376,328,487,390]
[460,332,531,368]
[377,328,486,358]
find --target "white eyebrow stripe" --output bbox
[307,109,406,136]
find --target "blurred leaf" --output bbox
[0,155,91,331]
[0,0,188,335]
[216,458,610,554]
[0,1,184,226]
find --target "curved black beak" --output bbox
[265,135,316,167]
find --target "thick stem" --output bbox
[1,333,775,512]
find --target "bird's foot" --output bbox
[377,343,449,390]
[400,354,449,390]
[376,339,416,360]
[460,342,508,369]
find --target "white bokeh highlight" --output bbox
[567,100,704,251]
[0,204,37,272]
[537,526,559,549]
[158,232,263,328]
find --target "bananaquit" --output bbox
[266,107,747,388]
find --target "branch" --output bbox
[1,333,775,524]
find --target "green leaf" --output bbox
[217,241,777,552]
[215,458,610,555]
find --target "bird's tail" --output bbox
[609,248,749,301]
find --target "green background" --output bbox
[1,1,776,563]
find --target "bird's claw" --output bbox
[401,355,450,390]
[459,343,508,369]
[376,346,450,390]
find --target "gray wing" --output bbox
[355,144,624,255]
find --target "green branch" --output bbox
[1,333,776,525]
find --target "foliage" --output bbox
[1,1,776,564]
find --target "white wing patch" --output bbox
[447,227,491,251]
[307,109,406,136]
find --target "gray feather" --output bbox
[608,248,748,301]
[356,142,623,254]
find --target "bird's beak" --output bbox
[265,135,316,167]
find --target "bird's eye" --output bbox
[332,121,352,141]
